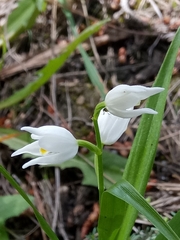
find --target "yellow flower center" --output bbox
[40,148,48,155]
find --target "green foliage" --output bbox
[60,150,127,188]
[0,194,34,240]
[0,224,9,240]
[79,49,106,99]
[98,27,180,239]
[99,179,179,240]
[0,0,46,47]
[0,19,108,110]
[155,211,180,240]
[0,194,34,223]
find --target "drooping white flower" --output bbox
[98,109,131,145]
[11,126,78,169]
[105,84,164,118]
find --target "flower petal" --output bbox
[106,92,140,110]
[108,107,157,118]
[98,110,130,145]
[11,141,41,157]
[105,85,140,110]
[105,85,164,110]
[130,85,164,100]
[22,149,78,169]
[21,126,74,139]
[38,134,78,153]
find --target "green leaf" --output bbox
[0,128,32,151]
[0,0,45,46]
[60,150,127,188]
[80,49,106,99]
[0,194,34,223]
[98,27,180,239]
[0,19,108,110]
[0,166,59,240]
[99,179,180,240]
[0,224,9,240]
[155,211,180,240]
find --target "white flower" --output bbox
[98,109,131,145]
[11,126,78,169]
[105,84,164,118]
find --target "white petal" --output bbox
[21,126,74,139]
[11,141,41,157]
[108,108,157,118]
[98,110,130,145]
[106,92,140,110]
[130,85,164,100]
[105,85,164,110]
[22,148,78,169]
[105,85,139,109]
[38,134,78,153]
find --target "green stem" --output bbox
[94,153,104,204]
[92,102,106,204]
[77,139,101,155]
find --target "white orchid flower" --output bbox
[105,84,164,118]
[11,126,78,169]
[98,109,131,145]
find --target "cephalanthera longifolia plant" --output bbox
[1,18,180,240]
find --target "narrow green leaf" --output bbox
[156,211,180,240]
[0,19,108,110]
[0,0,45,46]
[98,27,180,239]
[0,166,59,240]
[80,49,106,99]
[99,179,180,240]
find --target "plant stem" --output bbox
[94,152,104,204]
[93,116,104,203]
[92,102,105,204]
[77,139,101,155]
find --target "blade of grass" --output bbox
[0,0,46,46]
[0,19,108,110]
[155,211,180,240]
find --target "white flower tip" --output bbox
[11,150,20,157]
[22,163,29,169]
[153,111,158,114]
[11,152,16,157]
[143,109,158,115]
[22,164,27,169]
[21,126,28,131]
[22,161,35,169]
[154,87,164,93]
